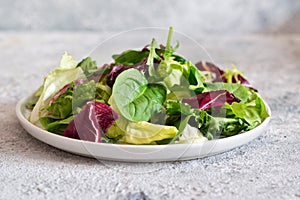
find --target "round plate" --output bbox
[16,95,271,162]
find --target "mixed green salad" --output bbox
[28,27,269,145]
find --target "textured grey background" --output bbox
[0,32,300,200]
[0,0,300,34]
[1,1,300,200]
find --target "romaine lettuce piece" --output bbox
[177,124,207,144]
[124,121,178,144]
[30,52,85,124]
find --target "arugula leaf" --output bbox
[113,50,149,66]
[112,69,166,122]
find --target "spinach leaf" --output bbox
[112,69,166,122]
[113,50,149,66]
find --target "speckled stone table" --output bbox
[0,32,299,200]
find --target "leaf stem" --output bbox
[166,26,173,52]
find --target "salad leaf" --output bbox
[95,82,112,104]
[224,92,269,128]
[166,100,194,116]
[64,101,118,142]
[47,83,74,119]
[195,61,224,82]
[77,57,97,77]
[107,60,148,85]
[113,50,149,66]
[204,82,251,103]
[60,52,78,69]
[39,116,74,135]
[196,110,248,139]
[182,90,240,110]
[72,80,97,109]
[156,58,204,93]
[177,124,207,144]
[146,38,161,77]
[222,66,257,91]
[47,80,97,119]
[30,52,85,124]
[112,69,166,122]
[124,121,178,144]
[196,61,257,91]
[187,61,205,92]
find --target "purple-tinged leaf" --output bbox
[195,61,225,82]
[50,79,85,105]
[182,90,240,110]
[50,84,70,105]
[196,61,257,91]
[107,59,148,83]
[64,101,118,142]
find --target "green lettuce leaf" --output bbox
[204,82,252,103]
[77,57,97,77]
[39,116,74,135]
[47,83,74,119]
[177,124,207,144]
[224,92,269,128]
[124,121,178,144]
[30,52,85,124]
[72,80,97,109]
[196,110,249,139]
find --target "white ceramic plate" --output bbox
[16,94,271,162]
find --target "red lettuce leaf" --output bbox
[195,61,225,82]
[182,90,240,110]
[64,101,118,142]
[195,61,257,91]
[107,59,148,84]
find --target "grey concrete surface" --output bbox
[1,0,300,35]
[0,32,300,199]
